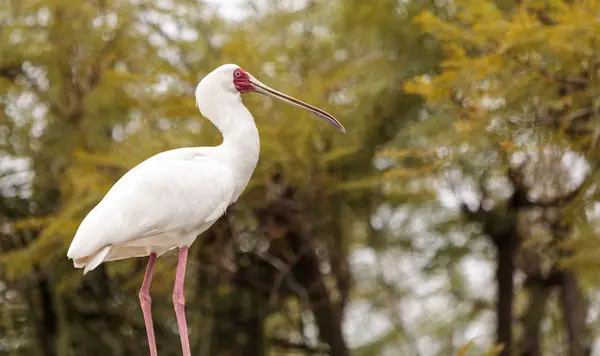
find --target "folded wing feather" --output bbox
[67,155,235,266]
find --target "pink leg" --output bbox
[173,247,191,356]
[139,252,158,356]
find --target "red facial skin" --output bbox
[233,68,255,93]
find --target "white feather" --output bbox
[67,64,261,273]
[83,246,111,275]
[67,152,236,268]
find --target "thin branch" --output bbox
[254,249,311,310]
[507,54,588,88]
[563,106,594,123]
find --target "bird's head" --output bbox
[196,63,345,133]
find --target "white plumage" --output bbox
[67,64,261,273]
[68,152,235,273]
[65,63,344,356]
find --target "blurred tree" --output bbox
[394,0,600,355]
[1,0,361,354]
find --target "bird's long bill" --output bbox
[249,79,346,133]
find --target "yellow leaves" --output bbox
[331,176,382,193]
[405,54,502,105]
[456,341,504,356]
[498,140,516,153]
[552,0,598,26]
[456,341,474,356]
[2,215,79,281]
[510,4,541,28]
[156,95,198,118]
[456,55,504,80]
[415,1,510,50]
[0,200,102,282]
[454,0,504,24]
[403,73,453,103]
[0,247,35,281]
[501,0,600,57]
[322,146,359,164]
[459,1,509,43]
[485,344,505,356]
[102,67,142,85]
[74,150,130,169]
[406,0,600,135]
[13,216,52,230]
[453,120,475,135]
[403,76,433,98]
[442,43,468,62]
[376,147,450,183]
[413,11,488,48]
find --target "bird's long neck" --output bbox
[221,114,260,197]
[206,97,260,201]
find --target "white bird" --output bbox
[66,63,345,356]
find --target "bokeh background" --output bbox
[1,0,600,355]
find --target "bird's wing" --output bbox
[67,154,235,260]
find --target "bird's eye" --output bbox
[235,71,241,77]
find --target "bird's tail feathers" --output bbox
[83,245,112,275]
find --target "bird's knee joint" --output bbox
[139,291,152,304]
[172,291,185,306]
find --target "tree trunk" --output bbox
[195,218,266,356]
[293,244,349,356]
[495,238,516,356]
[520,278,551,356]
[34,274,58,356]
[559,271,590,356]
[552,210,591,356]
[200,282,266,356]
[261,172,350,356]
